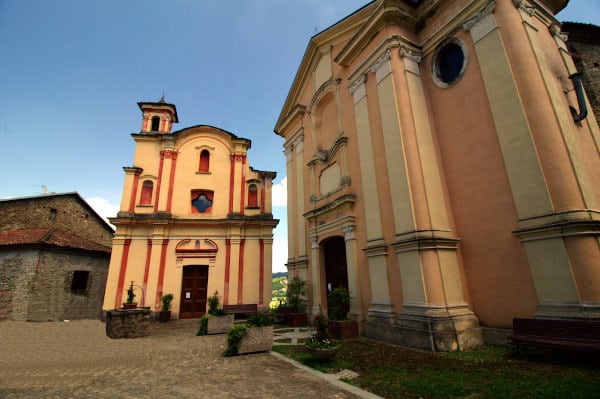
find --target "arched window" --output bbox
[151,116,160,132]
[140,180,153,205]
[248,184,258,207]
[199,149,210,172]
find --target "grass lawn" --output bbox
[272,337,599,398]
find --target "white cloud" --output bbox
[272,176,287,207]
[86,196,119,227]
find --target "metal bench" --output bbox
[508,318,600,352]
[222,304,258,319]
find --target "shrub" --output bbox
[287,277,306,313]
[328,287,350,320]
[161,293,174,312]
[207,291,220,313]
[224,324,249,356]
[247,310,272,327]
[197,314,209,336]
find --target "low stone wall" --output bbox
[105,308,152,339]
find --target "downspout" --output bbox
[569,73,588,122]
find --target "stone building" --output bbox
[275,0,600,351]
[562,22,600,121]
[102,100,278,319]
[0,193,113,321]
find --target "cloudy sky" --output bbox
[0,0,597,272]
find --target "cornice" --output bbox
[335,0,418,67]
[274,3,375,136]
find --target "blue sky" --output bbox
[0,1,598,272]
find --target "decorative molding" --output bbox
[463,1,496,32]
[399,46,422,75]
[462,1,497,43]
[348,74,367,103]
[512,0,536,17]
[310,235,319,249]
[308,136,348,166]
[549,23,568,42]
[370,49,392,83]
[342,225,355,241]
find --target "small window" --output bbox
[247,184,258,207]
[140,180,153,205]
[191,190,214,213]
[49,208,57,220]
[432,39,467,88]
[151,116,160,132]
[199,150,210,172]
[71,270,90,294]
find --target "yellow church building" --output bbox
[275,0,600,350]
[103,99,278,319]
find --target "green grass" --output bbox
[272,338,600,399]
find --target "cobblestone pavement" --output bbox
[0,320,371,399]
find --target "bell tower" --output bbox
[138,96,178,133]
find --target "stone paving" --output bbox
[0,319,378,399]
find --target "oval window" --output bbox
[432,39,467,88]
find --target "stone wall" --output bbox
[0,248,109,321]
[563,22,600,122]
[0,194,113,247]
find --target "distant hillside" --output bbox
[271,273,288,306]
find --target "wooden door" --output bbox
[323,236,349,316]
[179,265,208,319]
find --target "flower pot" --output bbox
[237,326,273,354]
[304,344,340,360]
[207,314,234,334]
[328,319,358,340]
[159,310,171,322]
[122,303,138,309]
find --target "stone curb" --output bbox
[269,351,385,399]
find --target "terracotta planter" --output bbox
[237,326,273,354]
[328,319,358,340]
[159,310,171,322]
[122,303,138,309]
[207,314,234,334]
[304,344,340,360]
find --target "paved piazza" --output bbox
[0,319,368,399]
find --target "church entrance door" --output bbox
[323,236,349,315]
[179,265,208,319]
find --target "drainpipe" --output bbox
[569,73,588,122]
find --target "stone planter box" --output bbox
[207,314,234,334]
[105,308,151,339]
[238,326,273,354]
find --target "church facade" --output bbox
[275,0,600,350]
[103,100,278,318]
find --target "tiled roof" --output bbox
[0,228,111,253]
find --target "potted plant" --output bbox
[305,307,339,361]
[197,291,234,335]
[159,293,173,322]
[122,281,138,309]
[224,309,273,356]
[327,287,358,339]
[284,277,308,326]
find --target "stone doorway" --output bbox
[179,265,208,319]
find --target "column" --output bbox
[343,225,362,321]
[348,73,392,319]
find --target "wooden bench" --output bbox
[222,304,258,319]
[508,318,600,352]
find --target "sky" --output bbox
[0,0,598,273]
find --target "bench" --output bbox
[222,304,258,319]
[508,318,600,352]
